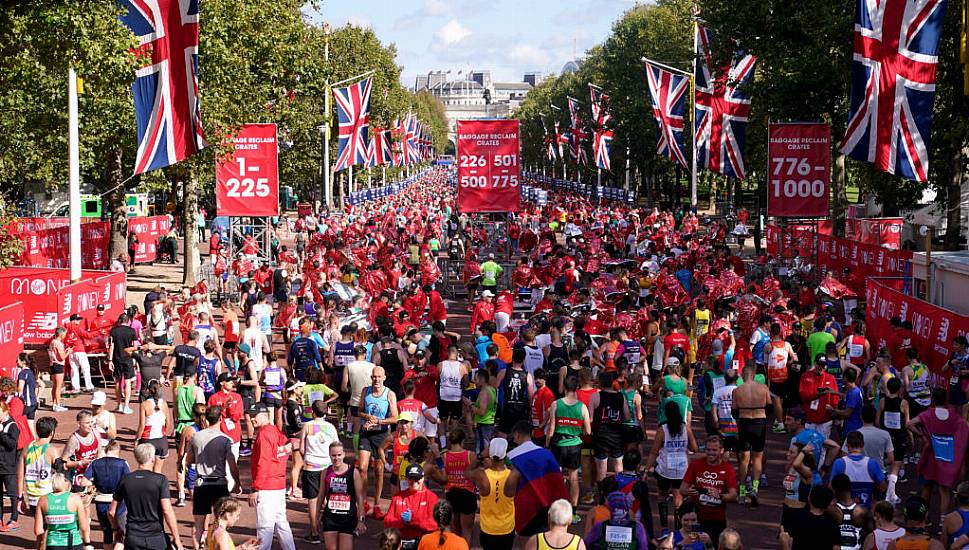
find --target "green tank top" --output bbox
[554,398,584,446]
[176,384,197,423]
[45,491,80,547]
[474,387,497,425]
[622,389,639,427]
[663,375,687,396]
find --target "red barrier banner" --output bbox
[0,302,24,377]
[847,217,903,249]
[18,222,110,270]
[216,123,279,217]
[57,271,126,326]
[129,215,172,263]
[867,278,969,373]
[0,268,121,344]
[10,218,67,233]
[766,224,913,295]
[456,119,521,213]
[767,123,830,217]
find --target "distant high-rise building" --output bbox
[523,72,542,86]
[469,70,492,89]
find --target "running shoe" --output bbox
[239,446,252,457]
[581,493,596,505]
[749,490,759,508]
[303,534,322,544]
[122,406,134,415]
[760,474,769,488]
[175,497,186,507]
[771,421,786,434]
[52,405,68,412]
[0,520,19,532]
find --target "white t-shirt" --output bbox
[439,360,464,402]
[242,327,266,370]
[252,303,273,337]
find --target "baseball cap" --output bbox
[481,290,495,298]
[711,339,724,356]
[237,343,252,355]
[91,391,107,406]
[248,402,270,416]
[397,411,416,423]
[665,356,680,366]
[96,304,105,311]
[405,464,425,480]
[956,481,969,500]
[217,372,238,385]
[488,438,509,459]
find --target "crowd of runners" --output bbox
[2,167,969,550]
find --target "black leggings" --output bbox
[480,531,515,550]
[0,471,18,522]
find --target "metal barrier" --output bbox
[436,257,517,300]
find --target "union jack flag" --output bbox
[840,0,948,182]
[593,129,613,171]
[555,121,569,160]
[542,119,557,161]
[589,84,613,128]
[365,127,392,168]
[392,116,406,166]
[406,114,420,164]
[645,61,689,168]
[567,97,583,131]
[694,25,756,179]
[119,0,206,175]
[333,77,373,171]
[571,128,589,165]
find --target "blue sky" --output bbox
[304,0,640,88]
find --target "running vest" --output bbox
[604,341,622,372]
[694,309,711,337]
[594,391,625,429]
[480,469,515,535]
[262,363,285,394]
[332,341,355,369]
[198,355,219,395]
[767,341,790,383]
[881,395,904,433]
[176,384,197,427]
[892,537,931,550]
[302,420,337,471]
[24,442,53,505]
[826,357,845,391]
[907,363,932,407]
[546,343,570,371]
[846,335,866,366]
[45,491,81,547]
[438,360,464,402]
[553,399,584,446]
[69,432,100,487]
[622,389,639,428]
[656,424,688,480]
[597,521,637,550]
[323,464,358,519]
[837,502,862,550]
[752,328,770,363]
[524,345,545,374]
[141,399,167,440]
[443,450,475,492]
[538,534,581,550]
[842,455,877,508]
[362,387,390,432]
[501,369,529,411]
[621,339,642,366]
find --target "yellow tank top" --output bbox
[694,309,711,337]
[480,468,515,535]
[538,533,581,550]
[207,526,235,550]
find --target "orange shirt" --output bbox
[418,531,470,550]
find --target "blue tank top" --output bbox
[363,387,390,432]
[198,356,219,395]
[825,358,844,391]
[263,364,284,393]
[949,510,969,546]
[333,341,355,369]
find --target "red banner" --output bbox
[18,222,110,270]
[57,271,127,326]
[456,119,521,213]
[767,123,830,217]
[129,215,172,263]
[766,224,913,295]
[0,303,24,377]
[846,217,903,249]
[0,267,123,344]
[216,123,279,217]
[867,278,969,373]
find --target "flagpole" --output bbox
[367,167,372,188]
[690,21,699,208]
[322,23,331,212]
[68,67,81,282]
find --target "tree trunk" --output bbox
[106,148,128,266]
[944,142,966,250]
[182,176,199,285]
[709,174,718,214]
[831,153,848,237]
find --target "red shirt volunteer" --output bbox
[252,421,290,491]
[207,379,244,443]
[798,364,840,425]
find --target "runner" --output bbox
[547,375,592,522]
[357,366,399,518]
[321,441,366,550]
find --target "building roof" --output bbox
[493,82,532,90]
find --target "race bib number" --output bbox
[224,418,235,431]
[883,411,902,430]
[699,492,722,506]
[309,391,324,405]
[668,456,687,477]
[327,493,351,511]
[264,370,282,387]
[605,526,633,544]
[809,399,820,411]
[712,377,725,391]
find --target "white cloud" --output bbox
[435,19,472,46]
[509,44,550,67]
[424,0,451,16]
